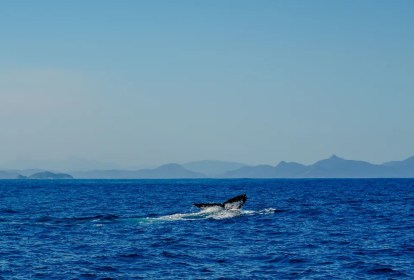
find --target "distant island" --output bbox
[28,171,73,179]
[1,156,414,179]
[12,171,73,180]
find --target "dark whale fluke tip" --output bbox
[223,194,247,204]
[193,194,247,210]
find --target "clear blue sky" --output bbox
[1,0,413,168]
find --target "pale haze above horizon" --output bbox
[1,1,414,170]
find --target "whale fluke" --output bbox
[193,194,247,210]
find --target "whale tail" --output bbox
[222,194,247,209]
[193,194,247,210]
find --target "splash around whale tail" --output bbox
[193,194,247,210]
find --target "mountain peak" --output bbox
[322,154,346,162]
[277,161,288,166]
[312,154,346,169]
[329,154,342,160]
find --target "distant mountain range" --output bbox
[66,156,414,179]
[224,155,414,178]
[1,156,414,179]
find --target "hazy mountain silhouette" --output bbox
[28,171,73,179]
[219,155,414,178]
[2,155,414,179]
[183,160,245,176]
[299,155,392,178]
[0,170,73,179]
[223,164,276,178]
[382,156,414,177]
[274,161,308,178]
[72,163,204,179]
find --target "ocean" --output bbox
[0,179,413,279]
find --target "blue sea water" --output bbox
[0,179,413,279]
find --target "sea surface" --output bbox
[0,179,413,279]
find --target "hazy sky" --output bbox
[1,0,414,168]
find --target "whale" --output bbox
[193,194,247,210]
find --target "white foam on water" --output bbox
[257,208,278,214]
[153,212,201,221]
[198,206,224,213]
[135,207,279,223]
[151,207,237,221]
[204,209,242,220]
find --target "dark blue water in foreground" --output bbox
[1,179,413,279]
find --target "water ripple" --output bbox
[0,179,413,279]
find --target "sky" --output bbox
[1,0,414,169]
